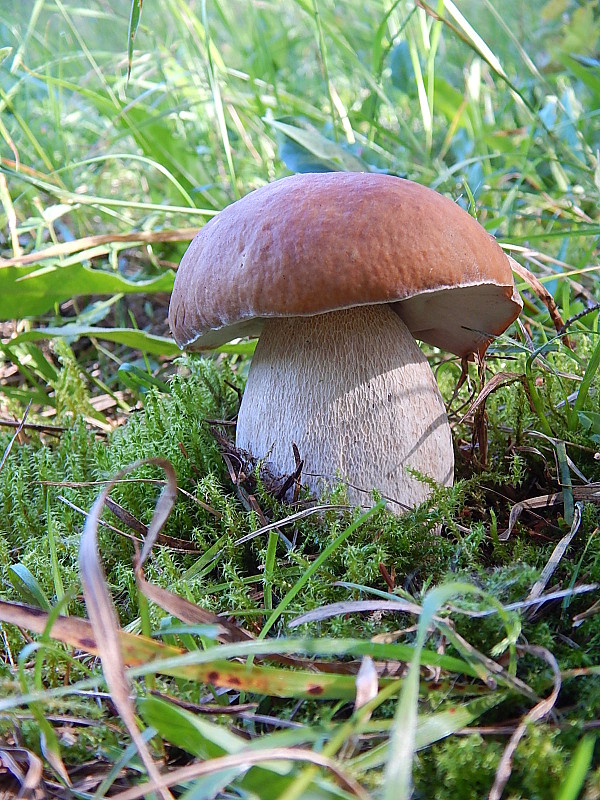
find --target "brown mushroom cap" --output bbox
[169,172,522,357]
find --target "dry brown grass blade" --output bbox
[0,746,44,799]
[67,490,357,665]
[127,461,179,570]
[0,418,66,435]
[455,373,527,427]
[0,599,376,698]
[498,494,558,542]
[233,504,349,546]
[572,597,600,627]
[503,243,597,304]
[488,645,561,800]
[135,556,395,671]
[508,256,573,348]
[109,747,372,800]
[525,502,584,615]
[499,486,600,540]
[0,227,199,266]
[135,571,255,643]
[127,459,255,643]
[79,458,178,800]
[104,496,200,551]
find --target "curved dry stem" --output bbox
[488,645,561,800]
[109,746,371,800]
[79,457,179,800]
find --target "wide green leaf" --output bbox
[9,325,256,356]
[10,324,181,356]
[2,262,175,319]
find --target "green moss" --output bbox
[0,356,242,619]
[415,734,502,799]
[50,339,99,422]
[414,725,567,800]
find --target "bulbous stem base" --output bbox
[235,305,454,512]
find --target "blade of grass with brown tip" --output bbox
[126,0,143,81]
[0,601,385,701]
[79,459,176,800]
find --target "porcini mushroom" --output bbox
[169,172,522,511]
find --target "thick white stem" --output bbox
[235,305,454,511]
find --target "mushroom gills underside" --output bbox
[235,305,454,511]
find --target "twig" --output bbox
[558,302,600,335]
[0,401,32,474]
[0,418,66,436]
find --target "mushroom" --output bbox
[169,173,522,511]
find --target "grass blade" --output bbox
[554,734,596,800]
[127,0,143,80]
[383,582,507,800]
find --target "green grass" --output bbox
[1,0,600,796]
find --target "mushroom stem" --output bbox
[235,305,454,511]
